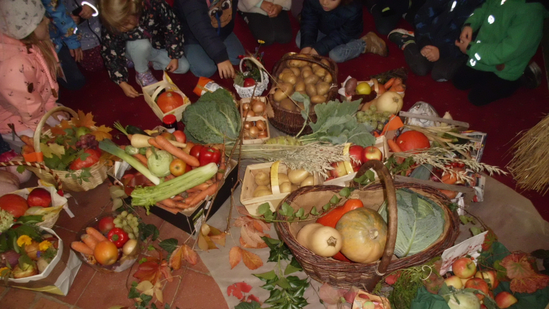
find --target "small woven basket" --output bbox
[234,57,269,98]
[275,161,460,290]
[0,161,65,228]
[268,52,338,135]
[28,106,108,192]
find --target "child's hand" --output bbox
[268,4,283,17]
[260,1,274,13]
[80,5,94,19]
[309,48,318,55]
[119,82,140,98]
[455,38,469,54]
[421,46,439,62]
[459,26,473,43]
[70,48,84,62]
[165,59,179,72]
[217,60,235,79]
[300,47,312,54]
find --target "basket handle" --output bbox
[0,161,63,193]
[33,106,78,155]
[354,160,397,287]
[239,57,265,84]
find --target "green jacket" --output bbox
[464,0,548,80]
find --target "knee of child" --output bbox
[410,65,430,77]
[190,64,217,78]
[173,59,190,74]
[328,50,346,63]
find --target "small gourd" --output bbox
[157,91,184,113]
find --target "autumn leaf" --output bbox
[240,236,268,249]
[169,245,183,270]
[135,280,163,304]
[181,244,199,265]
[482,229,498,251]
[227,282,253,300]
[234,216,270,248]
[245,294,261,303]
[50,119,72,136]
[90,125,113,141]
[241,248,263,270]
[501,251,549,293]
[198,232,218,251]
[206,224,227,247]
[229,247,242,269]
[73,110,96,128]
[133,257,173,285]
[318,283,347,305]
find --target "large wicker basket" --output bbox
[267,53,338,135]
[28,106,108,192]
[275,161,460,290]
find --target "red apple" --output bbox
[348,145,364,171]
[97,216,115,234]
[362,146,383,163]
[330,161,348,178]
[475,270,499,289]
[444,275,463,289]
[452,257,477,279]
[495,291,518,308]
[27,188,52,207]
[464,278,491,300]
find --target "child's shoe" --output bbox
[361,32,388,57]
[135,70,158,87]
[520,61,542,89]
[388,29,415,50]
[126,58,134,69]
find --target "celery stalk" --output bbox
[130,163,218,212]
[99,139,161,185]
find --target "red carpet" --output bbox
[59,7,549,221]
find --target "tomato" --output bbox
[190,145,204,159]
[27,188,52,207]
[348,145,363,171]
[199,146,221,166]
[94,241,119,266]
[243,78,256,87]
[0,194,29,218]
[70,148,101,170]
[97,216,115,234]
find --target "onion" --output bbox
[251,100,266,115]
[1,250,20,268]
[245,110,256,117]
[249,126,259,139]
[242,103,251,111]
[122,239,138,256]
[244,121,252,130]
[256,120,267,131]
[258,131,268,139]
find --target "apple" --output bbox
[460,277,470,287]
[452,257,477,279]
[444,275,463,289]
[160,132,175,141]
[348,145,364,171]
[464,278,491,300]
[362,146,383,163]
[27,188,52,207]
[244,78,256,87]
[173,130,186,143]
[94,241,119,266]
[170,159,187,177]
[495,291,518,308]
[97,216,115,234]
[475,270,499,289]
[355,82,372,95]
[330,161,349,178]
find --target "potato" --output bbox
[300,176,315,187]
[274,83,294,101]
[313,67,327,77]
[278,173,290,184]
[316,81,330,96]
[301,66,313,78]
[305,84,317,97]
[311,63,320,71]
[290,67,301,76]
[254,171,270,186]
[311,95,326,104]
[280,72,297,84]
[255,185,270,192]
[288,59,308,67]
[274,89,286,102]
[253,188,272,197]
[323,73,333,83]
[294,80,306,93]
[278,68,293,79]
[280,98,296,111]
[279,182,293,193]
[288,169,311,185]
[320,58,331,67]
[304,74,320,85]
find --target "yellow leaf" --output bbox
[73,110,96,128]
[40,143,53,158]
[241,248,263,270]
[181,244,199,265]
[169,245,183,270]
[154,281,163,303]
[90,125,113,141]
[209,232,227,247]
[135,280,154,296]
[49,143,65,156]
[229,247,242,269]
[197,232,210,251]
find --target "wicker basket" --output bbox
[0,161,66,228]
[268,52,338,135]
[28,106,108,192]
[275,160,460,290]
[234,57,269,99]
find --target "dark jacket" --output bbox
[414,0,485,60]
[300,0,363,56]
[101,0,185,84]
[174,0,238,65]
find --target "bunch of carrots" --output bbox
[71,227,108,256]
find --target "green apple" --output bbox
[75,126,91,138]
[355,82,372,95]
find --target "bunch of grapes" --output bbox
[356,105,392,131]
[113,211,139,240]
[75,134,98,149]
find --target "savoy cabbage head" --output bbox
[182,89,242,144]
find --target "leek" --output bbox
[131,163,218,211]
[99,139,161,185]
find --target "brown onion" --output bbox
[258,131,268,139]
[251,100,266,115]
[242,103,251,111]
[244,121,252,130]
[249,126,259,139]
[256,120,267,131]
[245,110,256,117]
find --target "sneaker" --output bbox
[388,28,415,50]
[135,70,159,87]
[126,58,134,69]
[520,61,542,89]
[361,32,388,57]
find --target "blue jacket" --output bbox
[299,0,363,56]
[414,0,485,60]
[42,0,81,53]
[63,0,101,51]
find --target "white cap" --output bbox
[0,0,46,40]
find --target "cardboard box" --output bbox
[143,72,191,121]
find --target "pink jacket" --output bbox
[0,33,59,134]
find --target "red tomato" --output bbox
[243,78,256,87]
[190,145,204,159]
[98,216,115,234]
[0,194,29,218]
[70,148,101,170]
[27,188,52,207]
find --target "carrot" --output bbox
[439,189,458,199]
[217,147,226,181]
[20,135,33,147]
[148,138,164,150]
[383,77,396,89]
[81,234,98,251]
[71,241,94,255]
[154,135,200,167]
[174,201,192,209]
[86,227,108,242]
[189,182,218,206]
[171,195,184,201]
[133,153,148,166]
[159,198,177,208]
[186,181,212,193]
[181,192,200,204]
[387,139,402,153]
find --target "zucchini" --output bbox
[126,125,148,136]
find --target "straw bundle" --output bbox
[507,114,549,195]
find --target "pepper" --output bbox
[107,228,129,248]
[199,146,221,166]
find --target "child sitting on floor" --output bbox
[98,0,189,98]
[297,0,388,63]
[238,0,293,46]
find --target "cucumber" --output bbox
[126,125,148,135]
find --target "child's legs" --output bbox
[126,39,152,73]
[183,44,218,77]
[467,74,521,106]
[57,45,86,91]
[403,44,432,76]
[224,32,246,65]
[430,57,466,82]
[149,48,190,74]
[365,0,403,36]
[452,64,484,90]
[242,11,292,45]
[328,39,365,63]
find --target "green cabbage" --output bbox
[182,89,242,144]
[378,188,445,258]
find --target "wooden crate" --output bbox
[242,116,270,145]
[143,72,191,121]
[240,96,267,118]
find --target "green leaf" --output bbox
[279,203,294,218]
[128,283,140,299]
[339,187,351,198]
[329,195,340,205]
[276,276,291,289]
[254,270,278,281]
[470,227,483,236]
[16,165,25,174]
[15,215,43,224]
[140,223,159,241]
[294,208,305,219]
[257,203,271,216]
[235,301,261,309]
[284,257,303,275]
[310,207,319,216]
[159,238,179,254]
[140,294,152,306]
[322,203,330,211]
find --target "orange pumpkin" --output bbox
[396,130,430,152]
[157,91,184,113]
[336,207,387,263]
